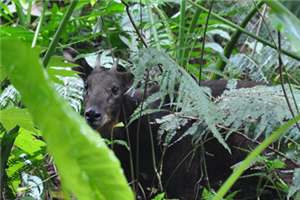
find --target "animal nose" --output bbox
[85,109,101,124]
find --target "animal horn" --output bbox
[110,57,120,72]
[94,52,102,71]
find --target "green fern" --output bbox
[55,77,83,113]
[129,48,228,150]
[6,147,50,199]
[216,81,300,141]
[225,37,299,81]
[0,85,21,109]
[0,79,82,113]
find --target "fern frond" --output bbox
[225,37,299,81]
[55,77,83,113]
[215,82,300,141]
[0,85,21,109]
[130,48,227,150]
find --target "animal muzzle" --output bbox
[84,108,102,128]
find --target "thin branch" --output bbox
[253,2,300,132]
[251,4,267,57]
[277,32,300,132]
[217,124,300,168]
[121,0,148,48]
[199,0,213,87]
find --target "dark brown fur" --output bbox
[63,48,293,199]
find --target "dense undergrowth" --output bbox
[1,0,300,199]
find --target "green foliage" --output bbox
[6,146,49,199]
[289,168,300,199]
[265,0,300,53]
[225,38,299,81]
[1,0,300,199]
[216,81,300,141]
[1,40,134,200]
[0,85,21,109]
[0,108,37,134]
[129,48,229,150]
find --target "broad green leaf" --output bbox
[14,128,46,158]
[0,9,14,23]
[282,1,300,19]
[207,29,231,40]
[0,107,37,134]
[264,0,300,53]
[0,40,134,200]
[106,2,125,12]
[0,26,34,44]
[46,68,78,80]
[48,56,78,68]
[114,122,124,128]
[205,42,224,54]
[0,2,13,17]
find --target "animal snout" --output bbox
[85,109,102,124]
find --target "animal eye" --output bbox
[84,83,88,91]
[112,86,119,95]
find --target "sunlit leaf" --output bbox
[0,107,37,134]
[0,39,134,200]
[14,128,45,158]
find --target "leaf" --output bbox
[151,192,165,200]
[0,40,134,200]
[14,128,46,158]
[130,48,227,151]
[46,67,79,80]
[0,26,34,44]
[114,122,124,128]
[48,56,78,68]
[0,85,21,109]
[0,2,14,23]
[288,168,300,199]
[207,29,231,40]
[204,42,224,54]
[0,107,37,134]
[265,1,300,53]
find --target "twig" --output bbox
[217,124,300,168]
[251,4,267,57]
[121,0,148,48]
[253,1,300,133]
[199,0,213,87]
[120,0,163,75]
[277,31,300,132]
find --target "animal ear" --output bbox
[118,72,134,91]
[63,47,93,81]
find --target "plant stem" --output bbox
[0,126,20,198]
[178,0,186,66]
[213,114,300,200]
[153,4,176,57]
[15,2,26,27]
[207,0,264,79]
[121,0,148,48]
[32,0,49,48]
[199,0,213,86]
[42,0,78,68]
[181,0,207,68]
[185,0,300,79]
[146,0,162,52]
[26,0,32,24]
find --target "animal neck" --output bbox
[96,111,120,139]
[116,92,141,138]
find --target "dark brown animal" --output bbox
[63,48,292,199]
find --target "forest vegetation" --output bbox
[1,0,300,199]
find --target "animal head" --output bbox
[63,47,134,138]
